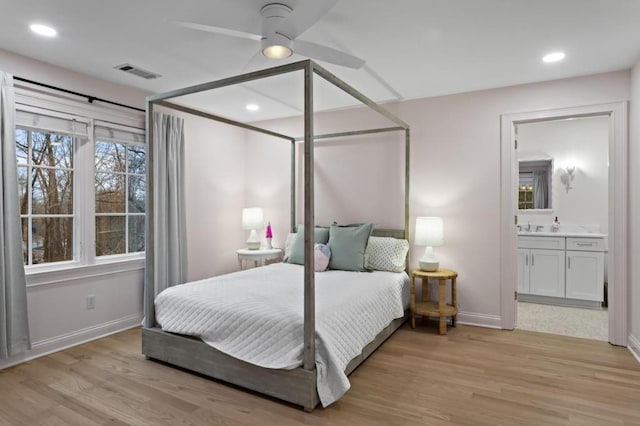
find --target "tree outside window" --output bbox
[95,141,145,256]
[17,128,74,265]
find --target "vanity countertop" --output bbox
[518,231,607,238]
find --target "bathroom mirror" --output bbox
[518,159,553,210]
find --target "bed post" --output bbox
[144,100,155,328]
[405,128,410,241]
[303,61,315,371]
[291,139,296,233]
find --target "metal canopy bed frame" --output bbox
[142,60,410,411]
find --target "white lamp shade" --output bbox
[415,217,444,247]
[242,207,264,230]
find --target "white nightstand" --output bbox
[237,248,284,270]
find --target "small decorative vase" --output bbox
[265,222,273,249]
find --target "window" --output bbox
[94,126,146,256]
[15,104,144,269]
[16,110,89,266]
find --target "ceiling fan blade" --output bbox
[172,20,262,41]
[241,50,270,73]
[277,0,339,39]
[294,40,365,69]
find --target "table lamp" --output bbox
[242,207,264,250]
[415,216,444,271]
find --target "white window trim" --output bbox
[26,256,145,288]
[15,86,145,279]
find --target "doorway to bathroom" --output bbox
[515,115,609,340]
[500,103,628,346]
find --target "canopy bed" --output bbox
[142,60,410,411]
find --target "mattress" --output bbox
[155,262,409,407]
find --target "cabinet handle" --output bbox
[577,243,593,247]
[531,254,534,266]
[525,254,528,266]
[568,256,571,269]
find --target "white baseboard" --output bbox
[0,312,143,370]
[519,294,603,309]
[456,311,502,329]
[629,334,640,364]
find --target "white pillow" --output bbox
[365,237,409,272]
[283,232,296,261]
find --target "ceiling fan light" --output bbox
[262,44,293,59]
[261,32,293,59]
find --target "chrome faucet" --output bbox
[526,222,531,232]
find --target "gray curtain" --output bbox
[0,71,30,358]
[144,112,188,327]
[533,170,548,209]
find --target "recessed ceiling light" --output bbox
[30,23,57,37]
[542,51,565,63]
[246,104,259,112]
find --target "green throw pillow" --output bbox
[286,224,330,265]
[328,223,373,271]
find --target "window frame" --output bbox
[17,126,78,267]
[14,85,145,276]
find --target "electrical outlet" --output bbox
[86,295,96,310]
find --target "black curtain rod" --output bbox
[14,76,145,113]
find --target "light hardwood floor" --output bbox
[1,322,639,425]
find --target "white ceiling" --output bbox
[1,0,639,122]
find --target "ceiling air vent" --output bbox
[114,63,161,80]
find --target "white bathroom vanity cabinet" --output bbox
[517,233,605,308]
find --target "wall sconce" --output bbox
[560,165,576,193]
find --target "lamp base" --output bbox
[419,246,439,271]
[419,260,439,272]
[246,229,261,250]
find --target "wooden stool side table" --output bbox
[410,268,458,335]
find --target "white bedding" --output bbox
[155,262,409,407]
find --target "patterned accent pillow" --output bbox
[314,244,331,272]
[365,237,409,273]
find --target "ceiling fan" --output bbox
[174,1,365,69]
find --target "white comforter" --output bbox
[155,262,409,406]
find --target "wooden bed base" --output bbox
[142,311,408,411]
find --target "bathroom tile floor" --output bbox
[517,301,608,341]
